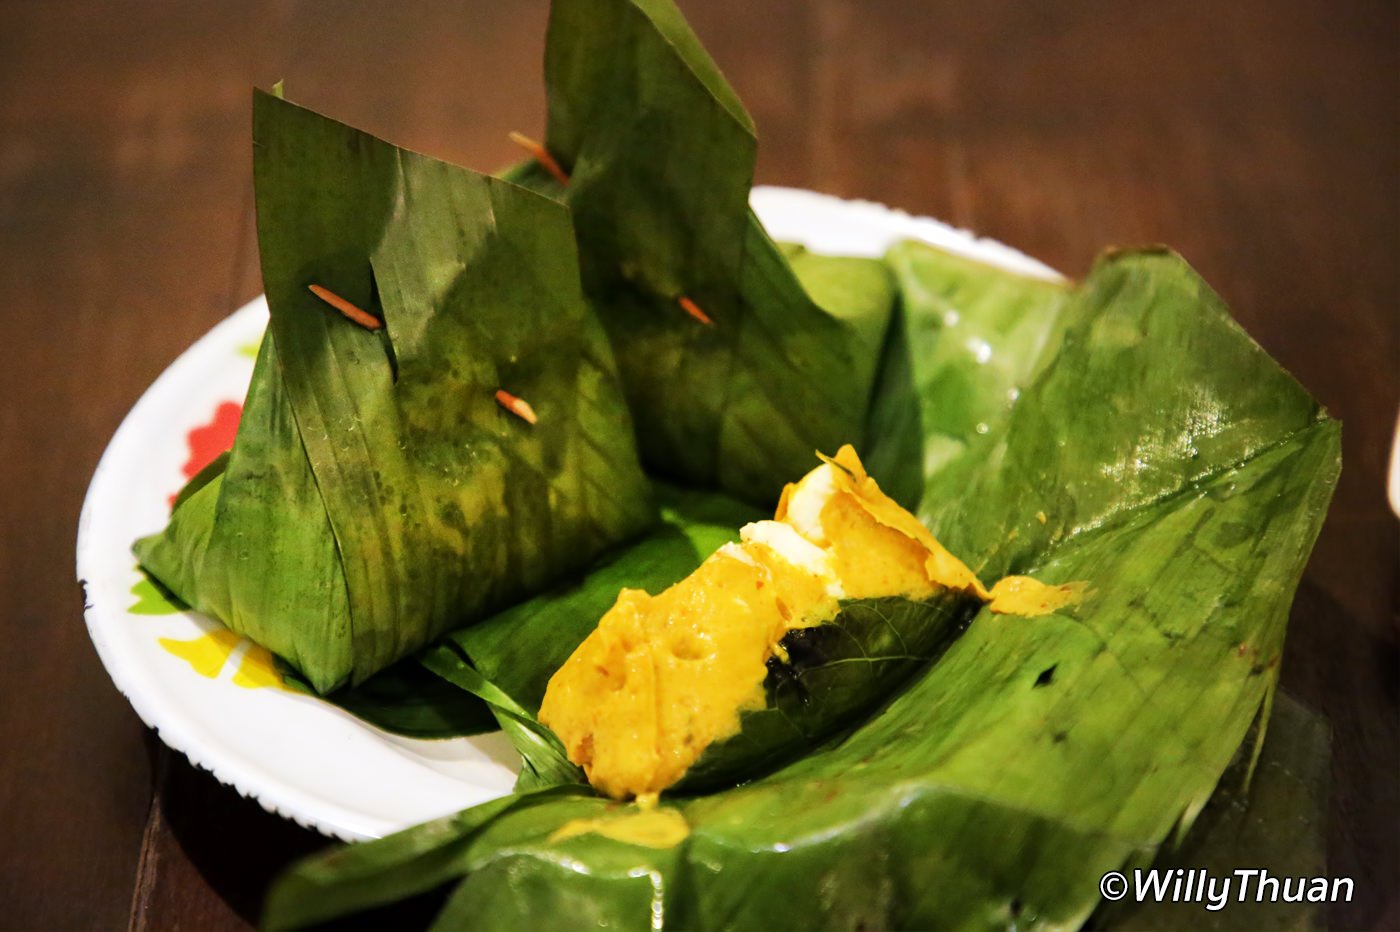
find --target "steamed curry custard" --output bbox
[540,447,1079,801]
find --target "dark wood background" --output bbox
[1,0,1395,928]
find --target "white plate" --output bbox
[76,187,1061,841]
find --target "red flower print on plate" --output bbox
[170,401,242,505]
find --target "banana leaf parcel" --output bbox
[134,91,655,693]
[503,0,894,503]
[264,240,1339,929]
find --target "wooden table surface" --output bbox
[2,1,1395,928]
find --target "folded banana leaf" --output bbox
[502,0,894,503]
[135,91,655,693]
[864,242,1071,509]
[877,243,1331,585]
[265,244,1339,929]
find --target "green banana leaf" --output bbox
[135,91,655,693]
[265,698,1330,932]
[265,245,1339,930]
[865,242,1071,509]
[880,243,1330,583]
[502,0,895,503]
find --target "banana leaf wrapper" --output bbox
[266,245,1339,930]
[135,92,655,693]
[503,0,895,503]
